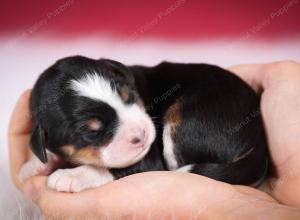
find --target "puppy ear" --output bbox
[101,59,135,84]
[30,125,48,163]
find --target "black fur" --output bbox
[30,56,269,185]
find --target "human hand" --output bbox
[228,60,300,207]
[8,60,300,219]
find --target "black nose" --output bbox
[131,137,141,144]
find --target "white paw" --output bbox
[19,153,58,182]
[47,166,114,192]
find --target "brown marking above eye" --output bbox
[87,118,102,131]
[120,87,130,102]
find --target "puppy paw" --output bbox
[19,154,59,182]
[47,166,114,192]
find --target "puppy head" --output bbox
[30,56,156,168]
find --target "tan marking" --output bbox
[120,87,130,102]
[71,146,102,166]
[62,145,76,156]
[164,98,183,128]
[137,98,144,108]
[62,145,103,166]
[232,147,255,162]
[87,118,102,131]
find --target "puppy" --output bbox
[19,56,269,192]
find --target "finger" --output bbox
[227,63,265,93]
[8,89,32,188]
[22,176,108,219]
[228,61,300,93]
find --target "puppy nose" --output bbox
[131,137,141,144]
[130,129,145,145]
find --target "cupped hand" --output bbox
[8,60,300,219]
[228,60,300,206]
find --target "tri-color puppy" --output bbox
[19,56,269,192]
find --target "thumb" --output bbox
[21,176,100,219]
[22,176,48,204]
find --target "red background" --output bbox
[1,0,299,40]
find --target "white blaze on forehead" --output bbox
[69,73,156,168]
[69,73,125,112]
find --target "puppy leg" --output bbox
[19,151,60,182]
[176,164,194,172]
[48,165,114,192]
[163,123,179,170]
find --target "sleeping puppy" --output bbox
[19,56,269,192]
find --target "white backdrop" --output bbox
[1,37,300,219]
